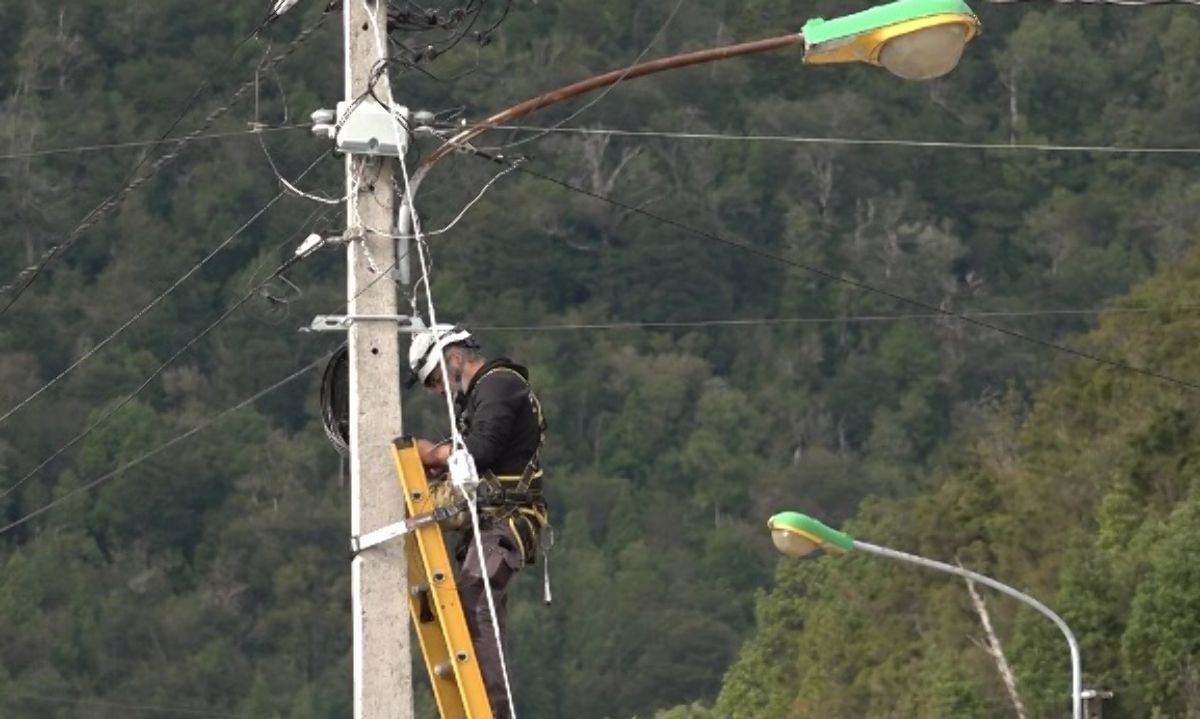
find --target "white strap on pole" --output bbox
[350,518,414,555]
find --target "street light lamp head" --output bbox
[877,20,973,80]
[771,526,822,558]
[768,511,855,558]
[801,0,980,80]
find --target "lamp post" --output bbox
[418,0,981,173]
[768,511,1083,719]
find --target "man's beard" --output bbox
[449,363,467,396]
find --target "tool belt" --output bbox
[428,473,549,566]
[478,473,544,508]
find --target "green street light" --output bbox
[421,0,981,173]
[767,510,1084,719]
[802,0,981,80]
[768,510,854,557]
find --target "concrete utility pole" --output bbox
[344,0,412,716]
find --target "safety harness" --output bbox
[470,365,550,568]
[424,366,550,561]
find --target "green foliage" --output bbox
[718,246,1200,717]
[4,1,1200,717]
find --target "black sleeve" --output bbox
[463,372,527,471]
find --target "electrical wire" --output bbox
[0,124,310,162]
[258,133,345,205]
[478,0,687,155]
[0,153,330,432]
[0,352,333,537]
[467,124,1200,156]
[386,0,508,58]
[468,306,1200,332]
[0,181,333,501]
[470,150,1200,393]
[1,191,424,531]
[385,158,521,239]
[0,13,331,317]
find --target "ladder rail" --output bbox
[392,436,493,719]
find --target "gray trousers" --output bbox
[458,523,524,719]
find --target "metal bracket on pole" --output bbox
[304,314,419,333]
[349,503,466,556]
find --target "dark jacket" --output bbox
[455,357,542,477]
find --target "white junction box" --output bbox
[311,101,410,157]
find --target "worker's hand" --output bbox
[415,438,437,464]
[415,438,449,468]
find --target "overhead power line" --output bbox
[0,123,309,162]
[470,306,1200,332]
[0,153,330,431]
[481,0,688,155]
[0,352,332,537]
[0,188,333,502]
[470,152,1200,392]
[477,124,1200,156]
[1,126,513,525]
[0,248,309,501]
[0,12,332,318]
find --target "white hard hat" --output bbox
[408,323,474,386]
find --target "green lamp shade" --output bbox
[768,512,855,557]
[801,0,980,80]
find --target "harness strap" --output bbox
[473,365,547,497]
[505,506,549,566]
[463,365,551,567]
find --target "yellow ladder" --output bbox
[392,436,493,719]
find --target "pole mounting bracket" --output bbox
[303,314,419,333]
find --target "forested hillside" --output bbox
[711,245,1200,719]
[3,1,1200,717]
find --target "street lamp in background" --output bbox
[767,510,1084,719]
[803,0,982,80]
[418,0,981,172]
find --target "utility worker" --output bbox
[408,324,548,719]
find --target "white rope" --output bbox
[362,4,518,715]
